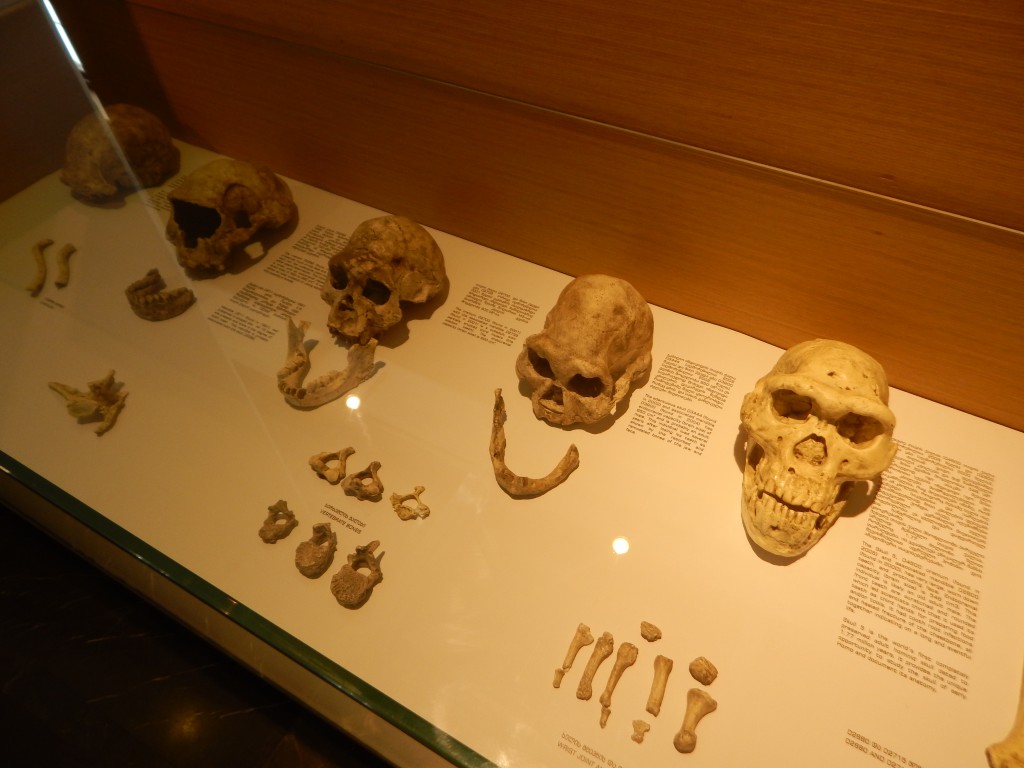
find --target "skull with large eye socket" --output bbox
[515,274,654,426]
[321,215,446,344]
[739,339,897,558]
[166,158,296,271]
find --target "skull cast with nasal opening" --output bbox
[739,339,897,558]
[321,215,446,345]
[515,274,654,426]
[166,158,296,272]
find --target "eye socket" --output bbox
[567,374,605,398]
[329,263,349,290]
[528,349,554,379]
[363,278,392,305]
[836,413,885,444]
[171,200,221,247]
[772,389,813,421]
[233,210,252,228]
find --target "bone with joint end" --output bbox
[54,243,76,288]
[688,656,718,685]
[576,632,614,701]
[553,623,594,688]
[309,447,356,485]
[489,388,580,497]
[390,486,430,520]
[646,654,674,716]
[277,318,381,408]
[27,239,52,296]
[674,688,718,754]
[125,268,195,320]
[598,641,638,727]
[988,658,1024,768]
[342,460,384,501]
[631,720,650,744]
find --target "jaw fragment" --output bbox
[390,486,430,520]
[259,499,298,543]
[125,268,195,320]
[277,318,380,409]
[48,370,128,436]
[489,388,579,497]
[309,447,356,484]
[553,623,594,688]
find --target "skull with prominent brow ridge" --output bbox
[739,339,897,558]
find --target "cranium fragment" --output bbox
[259,499,298,543]
[295,523,337,578]
[48,370,127,436]
[61,104,180,202]
[167,158,296,271]
[330,540,384,609]
[321,215,446,344]
[515,274,654,426]
[739,339,897,558]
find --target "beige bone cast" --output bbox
[646,654,674,717]
[342,460,384,501]
[294,522,337,578]
[389,486,430,520]
[27,239,52,296]
[54,243,76,288]
[48,370,128,436]
[631,720,651,744]
[688,656,718,686]
[598,641,638,727]
[125,268,195,321]
[553,623,594,688]
[988,659,1024,768]
[576,631,614,701]
[309,447,356,484]
[277,318,380,409]
[258,499,298,543]
[674,688,718,754]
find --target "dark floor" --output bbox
[0,504,394,767]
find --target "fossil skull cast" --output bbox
[739,339,897,558]
[166,158,296,271]
[61,103,180,202]
[515,274,654,426]
[321,215,446,344]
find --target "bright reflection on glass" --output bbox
[346,394,361,410]
[612,537,630,555]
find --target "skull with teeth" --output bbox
[166,158,296,271]
[321,215,446,344]
[515,274,654,426]
[739,339,897,558]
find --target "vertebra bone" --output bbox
[688,656,718,686]
[489,388,579,497]
[599,641,637,727]
[259,499,297,543]
[576,631,614,701]
[125,268,195,321]
[673,688,718,754]
[309,447,356,485]
[277,318,380,409]
[330,540,384,609]
[553,623,594,688]
[342,460,384,501]
[294,522,337,578]
[646,654,673,717]
[390,486,430,520]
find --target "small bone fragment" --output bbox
[674,688,718,754]
[294,522,337,578]
[277,318,381,408]
[576,631,614,701]
[125,268,195,320]
[54,243,76,288]
[259,499,298,543]
[309,447,356,484]
[390,486,430,520]
[631,720,651,744]
[640,621,662,642]
[27,239,52,295]
[554,623,594,688]
[646,654,674,717]
[599,641,638,727]
[342,460,384,501]
[688,656,718,686]
[489,388,579,497]
[988,659,1024,768]
[48,370,128,436]
[330,540,384,609]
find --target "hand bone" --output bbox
[599,641,638,727]
[575,631,614,701]
[688,656,718,686]
[673,688,718,754]
[646,654,674,716]
[553,623,594,688]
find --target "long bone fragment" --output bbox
[309,447,356,484]
[599,641,638,727]
[277,318,380,408]
[27,239,52,295]
[988,659,1024,768]
[48,370,128,436]
[673,688,718,754]
[553,623,594,688]
[125,268,195,320]
[390,486,430,520]
[646,654,674,717]
[54,243,76,288]
[489,388,579,497]
[576,631,614,701]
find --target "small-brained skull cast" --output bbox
[739,339,897,558]
[516,274,654,426]
[258,499,298,543]
[294,523,337,578]
[321,215,446,345]
[330,540,384,609]
[61,104,179,202]
[167,158,296,272]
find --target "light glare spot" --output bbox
[346,395,361,410]
[612,537,629,555]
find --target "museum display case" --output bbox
[2,2,1023,766]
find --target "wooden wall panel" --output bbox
[127,0,1024,232]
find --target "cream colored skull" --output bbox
[515,274,654,426]
[321,215,446,344]
[166,158,296,271]
[739,339,897,558]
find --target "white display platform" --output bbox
[1,143,1021,767]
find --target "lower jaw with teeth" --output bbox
[743,489,834,558]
